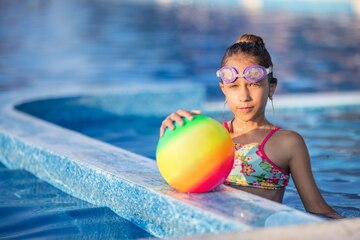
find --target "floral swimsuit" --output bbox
[223,122,289,190]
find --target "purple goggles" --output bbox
[216,65,272,83]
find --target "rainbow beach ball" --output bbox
[156,115,234,193]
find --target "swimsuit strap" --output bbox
[223,121,230,132]
[259,126,281,148]
[257,126,287,175]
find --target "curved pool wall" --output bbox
[0,83,359,238]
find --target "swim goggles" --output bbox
[216,65,272,83]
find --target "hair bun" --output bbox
[236,34,265,48]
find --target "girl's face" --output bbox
[219,55,276,123]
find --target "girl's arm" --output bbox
[286,131,342,219]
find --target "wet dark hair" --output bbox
[220,34,277,84]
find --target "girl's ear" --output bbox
[269,82,277,98]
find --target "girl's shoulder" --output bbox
[274,128,306,146]
[276,128,303,138]
[264,128,308,167]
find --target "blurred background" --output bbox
[1,0,360,101]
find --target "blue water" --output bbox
[0,162,153,239]
[1,0,360,238]
[267,107,360,218]
[1,0,360,98]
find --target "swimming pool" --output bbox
[15,94,360,219]
[1,0,360,238]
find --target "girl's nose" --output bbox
[238,86,251,102]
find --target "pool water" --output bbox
[267,107,360,218]
[30,105,359,219]
[1,0,360,97]
[0,162,153,239]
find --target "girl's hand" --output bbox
[309,211,343,219]
[159,109,201,137]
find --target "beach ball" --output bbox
[156,115,234,193]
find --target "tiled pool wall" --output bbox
[1,83,359,238]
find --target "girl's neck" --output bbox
[231,117,272,135]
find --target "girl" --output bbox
[159,34,342,219]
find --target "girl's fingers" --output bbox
[159,122,171,137]
[159,127,164,137]
[190,109,202,115]
[176,109,194,120]
[170,112,185,125]
[159,109,202,137]
[159,121,168,137]
[159,113,183,137]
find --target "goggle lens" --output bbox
[245,67,264,81]
[217,67,237,82]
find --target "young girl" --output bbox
[159,34,342,219]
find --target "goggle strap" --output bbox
[266,66,273,74]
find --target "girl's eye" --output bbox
[249,83,261,87]
[228,84,237,88]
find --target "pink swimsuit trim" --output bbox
[257,127,288,175]
[223,121,289,189]
[223,122,287,174]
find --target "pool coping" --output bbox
[179,217,360,240]
[206,90,360,111]
[0,83,359,238]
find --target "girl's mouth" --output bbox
[238,106,254,112]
